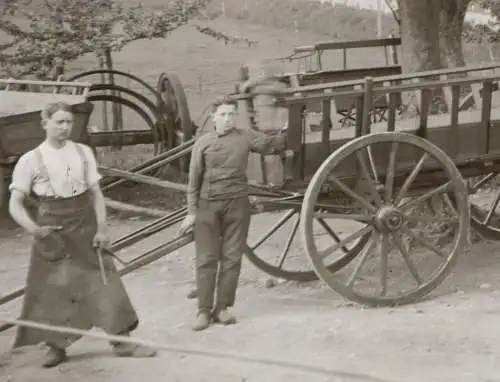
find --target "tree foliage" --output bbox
[0,0,256,79]
[463,0,500,43]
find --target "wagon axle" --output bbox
[374,205,406,232]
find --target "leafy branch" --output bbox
[0,0,255,79]
[194,25,257,47]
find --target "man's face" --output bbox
[212,103,237,136]
[43,110,73,142]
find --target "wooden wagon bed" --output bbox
[298,107,500,181]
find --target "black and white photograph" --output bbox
[0,0,499,381]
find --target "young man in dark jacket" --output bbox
[178,97,288,331]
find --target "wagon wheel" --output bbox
[244,191,371,282]
[300,132,470,306]
[464,172,500,240]
[157,73,193,148]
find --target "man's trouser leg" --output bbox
[194,199,222,314]
[216,197,251,311]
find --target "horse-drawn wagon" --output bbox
[2,38,500,320]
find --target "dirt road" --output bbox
[1,214,500,382]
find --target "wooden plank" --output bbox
[449,85,461,159]
[98,166,187,192]
[481,80,493,155]
[361,78,374,135]
[303,107,500,144]
[418,88,432,138]
[312,37,402,52]
[0,91,88,116]
[321,100,330,162]
[0,78,91,88]
[90,130,155,147]
[296,66,402,86]
[277,63,500,98]
[300,117,500,182]
[387,84,398,132]
[287,104,304,181]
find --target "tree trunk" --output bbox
[399,0,442,73]
[399,0,444,114]
[439,0,470,69]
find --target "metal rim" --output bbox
[300,132,470,306]
[157,72,193,143]
[68,69,159,99]
[89,83,169,155]
[244,200,371,282]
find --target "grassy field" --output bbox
[2,0,497,213]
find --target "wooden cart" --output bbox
[235,62,500,306]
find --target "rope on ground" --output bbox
[0,317,396,382]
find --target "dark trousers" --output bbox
[194,197,251,314]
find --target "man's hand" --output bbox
[32,225,63,239]
[178,214,196,237]
[93,227,111,249]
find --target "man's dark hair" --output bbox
[211,96,238,113]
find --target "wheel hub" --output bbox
[375,205,405,232]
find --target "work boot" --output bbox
[112,342,157,358]
[192,312,210,331]
[213,309,237,325]
[42,346,67,368]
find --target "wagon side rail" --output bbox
[262,65,500,182]
[274,62,500,98]
[292,36,401,71]
[0,78,92,96]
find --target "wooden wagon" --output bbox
[3,57,500,313]
[232,62,500,306]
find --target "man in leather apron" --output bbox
[8,101,157,367]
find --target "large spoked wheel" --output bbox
[464,172,500,240]
[300,132,470,306]
[244,191,371,282]
[157,72,193,147]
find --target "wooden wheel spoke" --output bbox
[400,226,446,258]
[316,217,352,253]
[393,153,429,205]
[442,194,458,217]
[347,231,380,288]
[391,233,423,285]
[320,225,374,259]
[329,175,377,212]
[276,214,300,268]
[380,233,391,296]
[315,212,373,222]
[384,142,399,204]
[470,173,497,192]
[355,150,383,207]
[482,188,500,226]
[399,181,453,210]
[367,146,380,182]
[250,209,297,250]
